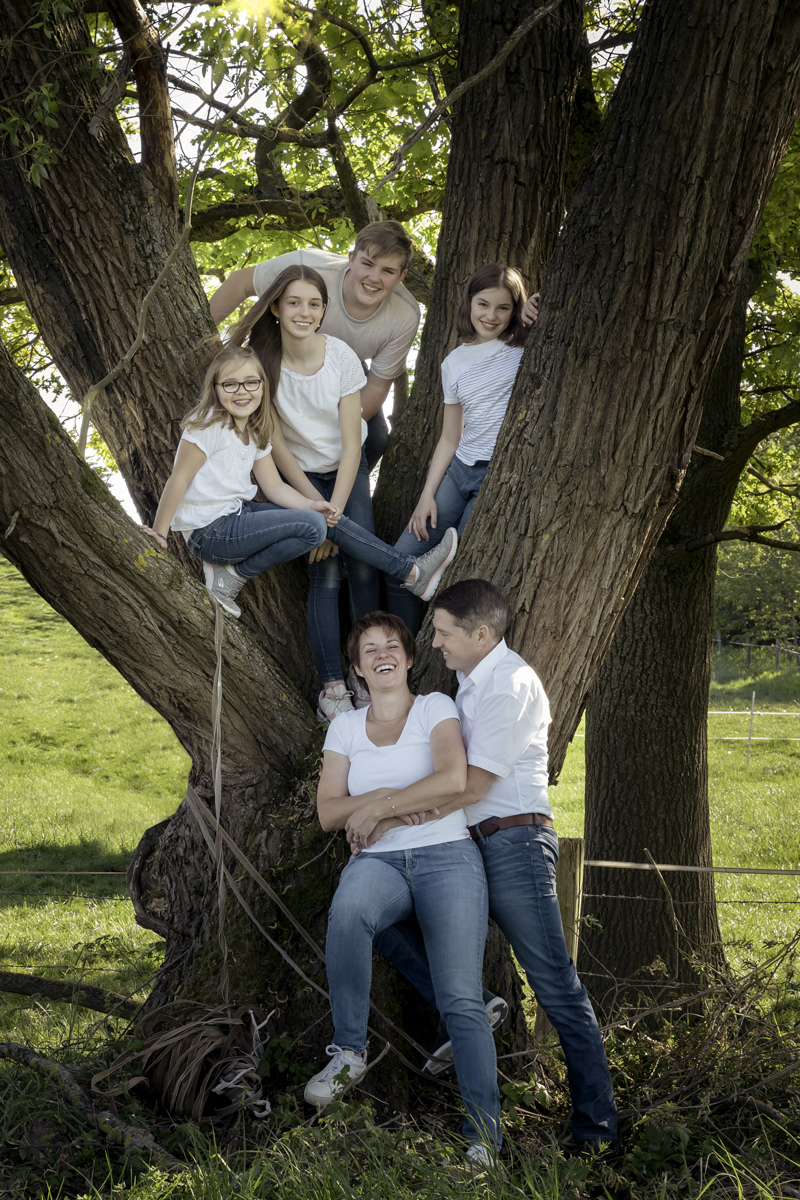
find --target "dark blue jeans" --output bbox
[376,824,617,1145]
[386,456,488,634]
[305,452,415,683]
[186,501,327,579]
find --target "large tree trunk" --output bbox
[415,0,800,783]
[373,0,585,540]
[580,279,752,1012]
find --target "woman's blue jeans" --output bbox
[186,501,327,579]
[305,452,415,683]
[386,457,488,634]
[326,840,501,1149]
[375,824,617,1146]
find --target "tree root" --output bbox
[0,970,142,1019]
[0,1042,185,1174]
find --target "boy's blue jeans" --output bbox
[326,840,501,1149]
[305,452,415,682]
[376,824,618,1146]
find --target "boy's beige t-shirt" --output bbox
[252,249,419,380]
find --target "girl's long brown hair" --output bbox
[182,344,272,450]
[226,265,328,404]
[455,264,528,348]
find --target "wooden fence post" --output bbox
[745,634,751,670]
[775,637,781,668]
[534,837,585,1042]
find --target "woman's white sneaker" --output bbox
[303,1044,367,1106]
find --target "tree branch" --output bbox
[0,286,22,306]
[0,970,141,1019]
[729,398,800,465]
[104,0,178,210]
[169,104,330,147]
[373,0,565,190]
[746,462,800,500]
[684,524,800,554]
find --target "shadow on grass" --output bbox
[0,841,130,904]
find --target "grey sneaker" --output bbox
[422,995,509,1076]
[303,1044,367,1107]
[317,683,355,722]
[403,528,458,601]
[204,562,246,618]
[346,665,372,710]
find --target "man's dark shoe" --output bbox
[559,1135,619,1162]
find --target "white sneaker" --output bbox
[346,665,372,710]
[422,995,509,1076]
[465,1142,497,1168]
[316,684,355,722]
[403,528,458,601]
[203,562,246,618]
[303,1044,367,1107]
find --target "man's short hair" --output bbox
[353,220,413,269]
[432,580,510,640]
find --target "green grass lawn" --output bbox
[0,558,188,1046]
[2,560,800,1199]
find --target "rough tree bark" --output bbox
[1,2,800,1104]
[581,269,800,1011]
[415,0,800,788]
[373,0,585,541]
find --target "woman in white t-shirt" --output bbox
[142,345,336,617]
[302,611,501,1159]
[228,267,458,719]
[387,264,528,633]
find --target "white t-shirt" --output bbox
[456,639,553,825]
[323,692,470,852]
[171,421,271,533]
[442,341,524,466]
[274,335,367,473]
[252,249,420,380]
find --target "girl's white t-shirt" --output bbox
[170,421,271,533]
[441,340,524,465]
[323,692,470,853]
[275,335,367,473]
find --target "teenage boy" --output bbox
[209,221,420,469]
[367,579,618,1158]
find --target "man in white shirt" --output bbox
[375,578,618,1156]
[209,221,420,469]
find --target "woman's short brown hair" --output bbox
[347,611,415,693]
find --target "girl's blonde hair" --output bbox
[455,264,529,348]
[182,345,272,450]
[226,265,328,405]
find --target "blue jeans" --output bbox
[376,825,617,1145]
[306,452,414,683]
[386,457,488,634]
[186,501,327,579]
[326,841,501,1148]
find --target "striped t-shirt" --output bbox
[442,341,524,466]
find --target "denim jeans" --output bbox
[386,456,488,634]
[326,840,501,1148]
[186,501,327,579]
[364,409,389,471]
[306,452,415,683]
[376,824,617,1145]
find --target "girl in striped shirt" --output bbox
[387,264,528,633]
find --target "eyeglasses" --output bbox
[217,378,263,394]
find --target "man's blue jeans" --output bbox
[305,451,415,682]
[376,824,617,1145]
[326,840,501,1148]
[386,456,488,634]
[186,501,327,579]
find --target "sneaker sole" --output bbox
[417,530,458,602]
[422,995,509,1076]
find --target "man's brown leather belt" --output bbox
[468,812,554,840]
